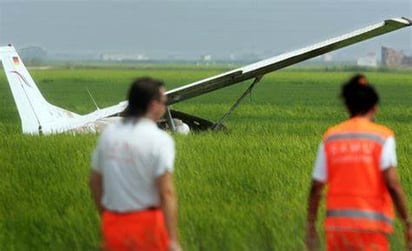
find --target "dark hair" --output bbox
[341,74,379,117]
[123,77,165,117]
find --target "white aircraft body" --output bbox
[0,17,411,135]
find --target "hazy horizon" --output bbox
[0,0,411,60]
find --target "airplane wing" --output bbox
[90,101,127,118]
[166,17,412,105]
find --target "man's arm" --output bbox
[384,167,409,222]
[306,180,325,251]
[383,167,412,248]
[89,170,104,215]
[157,171,181,251]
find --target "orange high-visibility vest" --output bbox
[323,117,394,233]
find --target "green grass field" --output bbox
[1,67,412,250]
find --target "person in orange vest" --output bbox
[306,74,412,251]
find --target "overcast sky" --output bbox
[0,0,411,59]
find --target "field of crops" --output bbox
[1,66,412,250]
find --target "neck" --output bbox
[144,112,158,122]
[351,112,374,121]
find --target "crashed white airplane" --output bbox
[0,17,411,135]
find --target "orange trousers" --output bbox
[326,230,388,251]
[102,209,169,251]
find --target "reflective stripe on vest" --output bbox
[326,209,393,226]
[324,132,385,145]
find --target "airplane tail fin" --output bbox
[0,45,79,134]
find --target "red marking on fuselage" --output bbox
[10,70,32,88]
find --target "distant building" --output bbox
[201,55,212,61]
[381,47,412,67]
[357,52,377,67]
[403,56,412,65]
[100,53,149,61]
[381,47,403,67]
[323,53,333,62]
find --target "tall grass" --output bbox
[0,68,412,250]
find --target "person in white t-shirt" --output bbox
[89,77,182,251]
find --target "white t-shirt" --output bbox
[91,118,175,212]
[313,136,397,182]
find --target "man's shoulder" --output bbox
[100,120,124,137]
[153,127,174,145]
[136,121,174,144]
[323,122,344,138]
[143,127,175,157]
[369,122,394,138]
